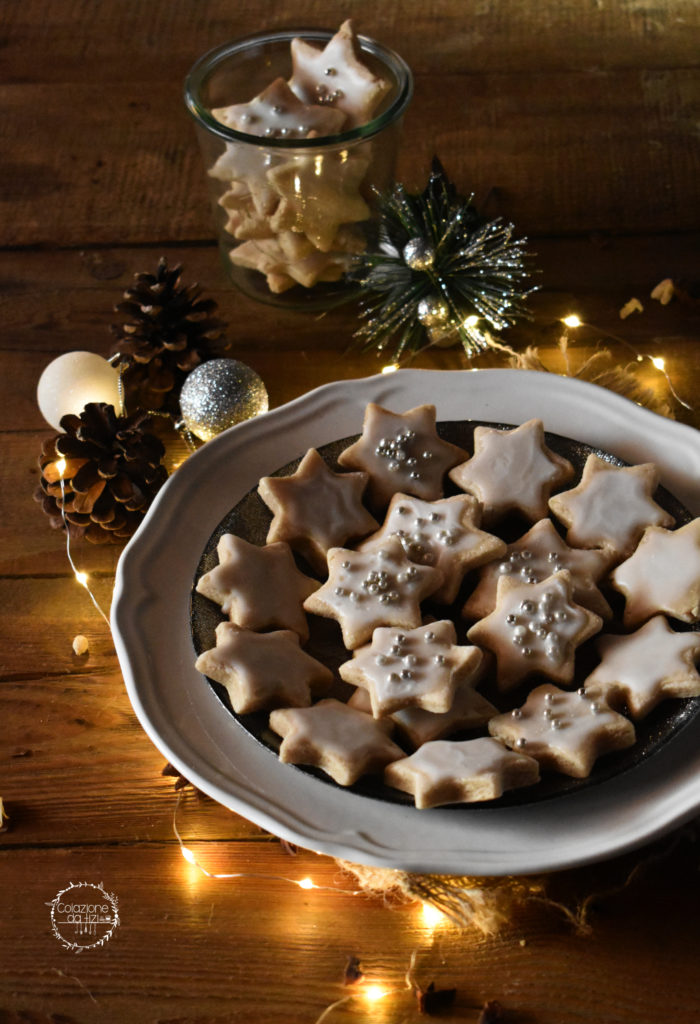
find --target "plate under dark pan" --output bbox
[191,421,700,809]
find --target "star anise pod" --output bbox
[35,402,168,544]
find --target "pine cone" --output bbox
[34,402,168,544]
[110,257,229,416]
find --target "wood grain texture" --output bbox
[1,1,699,244]
[3,2,700,1022]
[2,838,700,1024]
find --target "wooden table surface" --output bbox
[3,2,700,1022]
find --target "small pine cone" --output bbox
[34,402,168,544]
[110,257,229,416]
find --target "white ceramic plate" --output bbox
[112,369,700,875]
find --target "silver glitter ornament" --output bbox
[402,238,436,271]
[179,358,268,441]
[417,296,450,328]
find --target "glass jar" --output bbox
[184,27,413,310]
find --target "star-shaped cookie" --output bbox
[303,536,444,648]
[348,678,498,748]
[338,619,483,717]
[337,403,467,510]
[195,624,333,714]
[448,419,574,525]
[268,698,404,786]
[488,684,636,778]
[195,534,318,641]
[582,615,700,719]
[268,151,371,252]
[230,232,357,293]
[258,447,379,575]
[288,20,391,128]
[219,185,273,241]
[609,518,700,627]
[212,76,346,140]
[384,737,540,808]
[548,454,674,561]
[466,570,603,692]
[462,518,613,622]
[358,493,506,604]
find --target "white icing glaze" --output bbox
[464,518,612,620]
[470,571,600,675]
[549,456,673,555]
[304,537,443,647]
[393,736,535,780]
[342,620,480,715]
[584,615,700,717]
[611,519,700,624]
[360,493,505,603]
[489,684,635,776]
[212,77,346,140]
[288,21,391,128]
[449,419,573,520]
[337,403,466,507]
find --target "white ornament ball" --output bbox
[37,351,122,431]
[179,358,269,441]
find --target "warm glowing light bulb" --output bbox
[180,846,197,865]
[74,571,89,588]
[363,984,389,1003]
[562,314,582,328]
[421,902,446,928]
[297,877,314,890]
[464,315,479,327]
[651,356,666,371]
[381,363,399,374]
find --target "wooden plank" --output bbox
[2,839,700,1024]
[3,0,699,80]
[1,68,699,245]
[2,235,699,361]
[0,670,263,844]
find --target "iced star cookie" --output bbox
[195,534,318,641]
[466,571,603,692]
[463,518,613,622]
[289,20,391,128]
[258,447,379,575]
[582,615,700,719]
[337,403,467,509]
[195,624,333,714]
[488,684,636,778]
[212,76,347,140]
[269,698,404,786]
[348,679,498,748]
[358,493,506,604]
[384,737,540,808]
[449,419,574,525]
[303,537,444,648]
[268,151,371,252]
[548,454,674,561]
[609,518,700,627]
[338,620,483,718]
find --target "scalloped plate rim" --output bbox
[112,369,700,874]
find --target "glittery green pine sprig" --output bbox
[350,159,537,360]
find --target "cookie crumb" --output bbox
[650,278,674,305]
[619,297,644,319]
